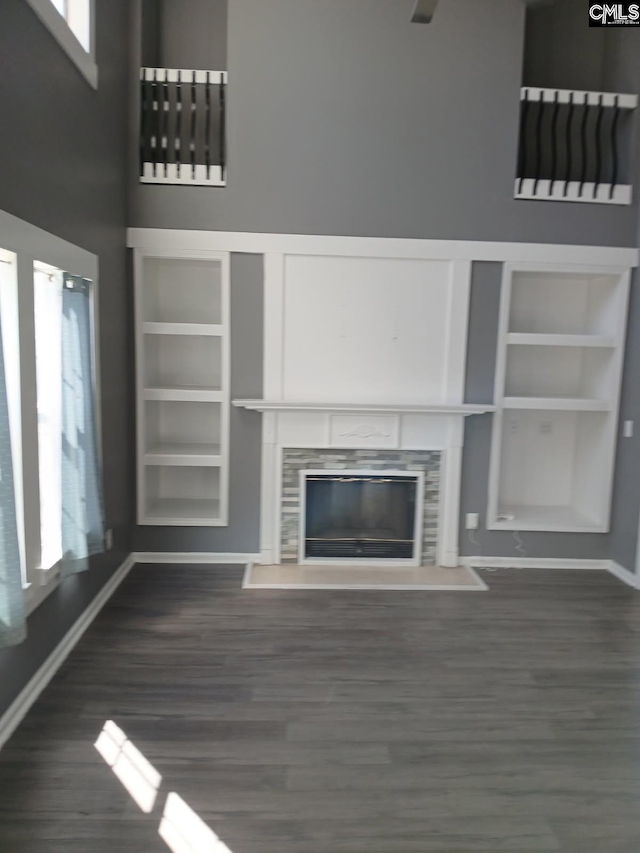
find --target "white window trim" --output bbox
[23,0,97,89]
[0,208,101,616]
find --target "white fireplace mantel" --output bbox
[236,399,494,568]
[233,400,495,416]
[239,253,496,569]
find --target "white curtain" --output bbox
[34,269,63,572]
[0,294,25,647]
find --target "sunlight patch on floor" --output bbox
[160,792,234,853]
[94,720,162,813]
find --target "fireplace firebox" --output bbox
[301,470,423,562]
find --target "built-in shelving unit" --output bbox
[488,265,630,532]
[135,251,230,526]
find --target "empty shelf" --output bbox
[143,322,224,336]
[491,504,604,532]
[502,397,610,412]
[143,498,221,525]
[145,443,222,466]
[144,386,224,403]
[506,333,616,348]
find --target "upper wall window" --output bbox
[50,0,91,52]
[24,0,97,88]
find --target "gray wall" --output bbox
[602,28,640,573]
[141,0,228,69]
[130,0,639,247]
[459,262,609,560]
[609,277,640,572]
[0,0,132,715]
[135,253,263,553]
[128,0,640,562]
[523,0,611,91]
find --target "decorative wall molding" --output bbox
[331,416,396,447]
[0,554,134,752]
[127,228,639,268]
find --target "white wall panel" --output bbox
[281,256,452,404]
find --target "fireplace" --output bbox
[301,470,424,563]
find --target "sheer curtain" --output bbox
[0,299,26,647]
[34,268,63,571]
[34,270,105,578]
[60,274,105,575]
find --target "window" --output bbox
[0,208,103,621]
[34,264,64,571]
[49,0,91,53]
[33,262,103,575]
[24,0,97,88]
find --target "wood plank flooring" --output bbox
[2,565,640,851]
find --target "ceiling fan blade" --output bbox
[412,0,439,24]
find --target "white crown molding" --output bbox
[126,229,639,269]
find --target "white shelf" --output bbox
[503,397,611,412]
[143,322,223,336]
[145,443,222,467]
[506,333,615,348]
[143,334,222,390]
[143,498,222,526]
[135,249,230,527]
[144,386,224,403]
[141,255,223,324]
[490,504,604,533]
[489,264,630,533]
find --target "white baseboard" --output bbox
[608,561,640,590]
[133,551,262,565]
[462,556,609,571]
[0,553,135,752]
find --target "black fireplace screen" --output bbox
[304,474,418,560]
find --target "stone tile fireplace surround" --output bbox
[281,448,441,565]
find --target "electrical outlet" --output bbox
[509,419,518,434]
[465,513,480,530]
[539,420,553,435]
[105,529,113,550]
[624,420,634,438]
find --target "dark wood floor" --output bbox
[2,566,640,852]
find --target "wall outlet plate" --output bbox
[465,512,480,530]
[624,420,634,438]
[105,529,113,550]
